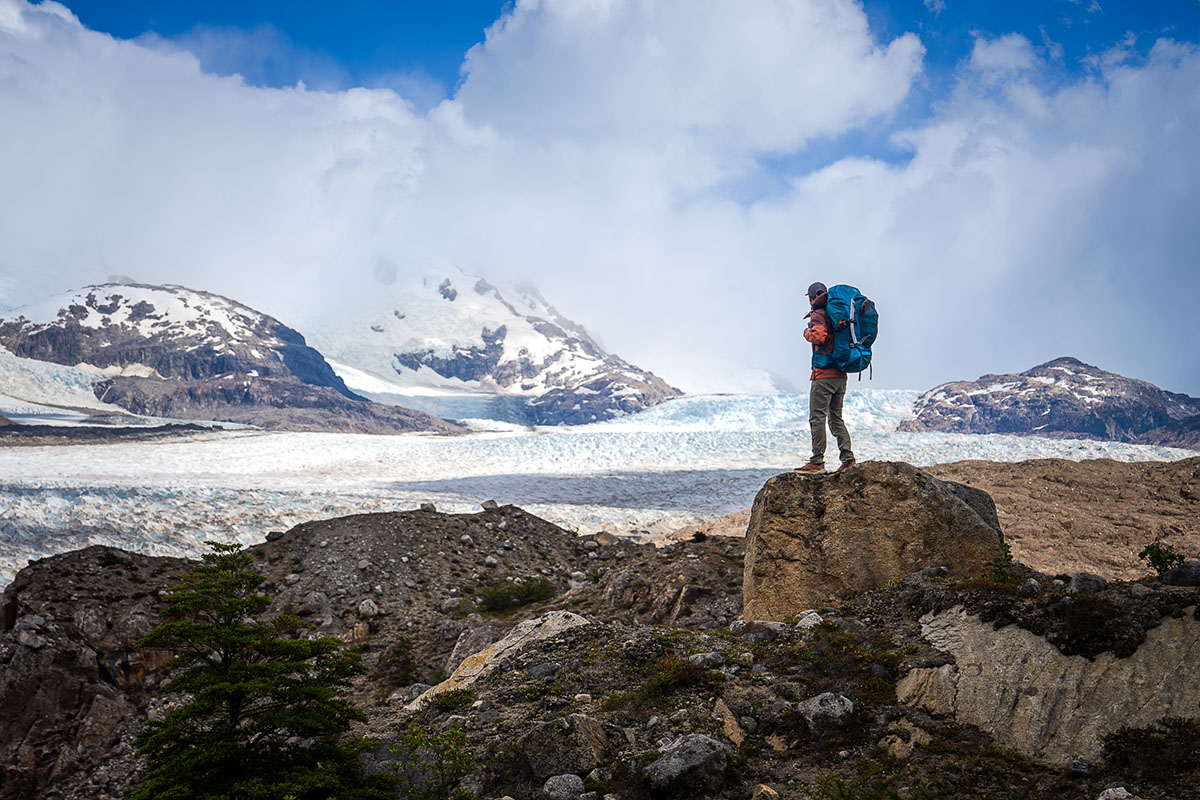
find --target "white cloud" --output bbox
[969,33,1036,74]
[1,0,1198,395]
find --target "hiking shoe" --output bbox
[837,459,857,472]
[795,463,826,473]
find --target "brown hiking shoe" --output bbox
[837,459,857,472]
[795,463,826,473]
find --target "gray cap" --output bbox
[807,282,827,299]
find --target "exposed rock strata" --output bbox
[897,605,1200,765]
[742,462,1003,620]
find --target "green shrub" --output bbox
[1104,717,1200,783]
[1138,538,1185,576]
[478,578,554,613]
[430,688,474,712]
[390,723,475,800]
[601,651,715,711]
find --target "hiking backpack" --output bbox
[813,284,878,377]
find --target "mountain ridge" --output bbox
[0,284,459,434]
[302,266,681,425]
[899,356,1200,448]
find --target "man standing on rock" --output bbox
[798,282,855,473]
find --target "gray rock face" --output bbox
[644,734,730,793]
[743,462,1004,620]
[896,605,1200,764]
[0,547,188,800]
[900,356,1200,444]
[519,714,607,779]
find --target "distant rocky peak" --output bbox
[901,356,1200,443]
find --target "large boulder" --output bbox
[743,462,1003,620]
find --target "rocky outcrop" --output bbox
[405,611,591,710]
[0,284,459,434]
[0,547,188,800]
[742,462,1004,620]
[899,357,1200,443]
[897,605,1200,765]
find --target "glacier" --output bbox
[0,388,1193,586]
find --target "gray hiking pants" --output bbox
[809,377,854,465]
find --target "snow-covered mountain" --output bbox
[0,284,458,434]
[899,356,1200,445]
[303,267,680,425]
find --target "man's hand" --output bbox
[804,324,829,345]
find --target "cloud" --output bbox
[1,0,1198,395]
[968,33,1036,74]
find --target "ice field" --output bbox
[0,389,1193,585]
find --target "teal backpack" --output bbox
[812,284,878,377]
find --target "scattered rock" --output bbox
[1097,788,1141,800]
[751,784,780,800]
[420,503,436,513]
[878,717,931,760]
[357,598,379,618]
[1164,560,1200,587]
[542,773,585,800]
[795,692,854,733]
[901,565,949,586]
[712,699,746,746]
[1068,572,1107,594]
[1067,759,1090,778]
[1018,578,1044,597]
[643,734,730,794]
[688,651,725,669]
[519,714,607,779]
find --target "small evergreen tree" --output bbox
[128,542,392,800]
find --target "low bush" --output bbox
[478,578,554,613]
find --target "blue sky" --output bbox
[2,0,1199,394]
